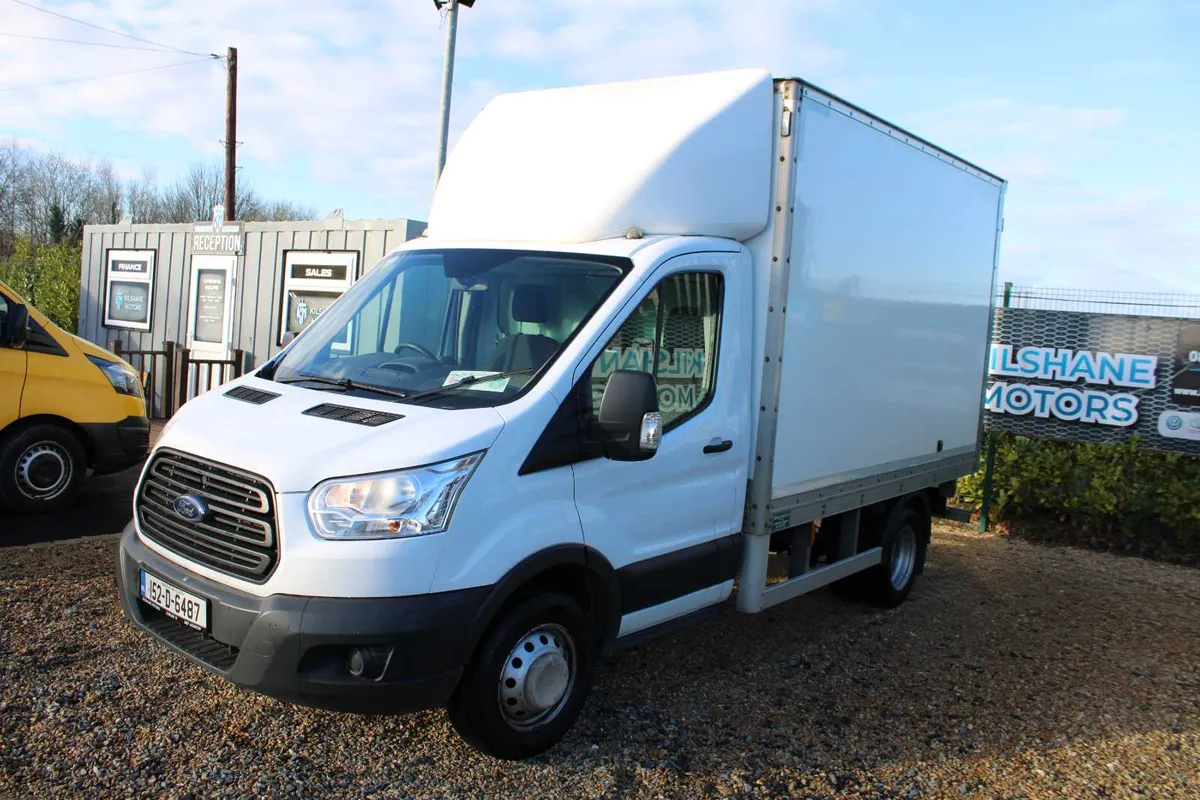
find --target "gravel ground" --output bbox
[1,522,1197,799]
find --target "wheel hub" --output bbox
[890,525,917,590]
[15,443,72,500]
[498,624,575,729]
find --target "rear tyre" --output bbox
[831,504,927,607]
[862,506,926,608]
[0,424,87,514]
[447,592,595,760]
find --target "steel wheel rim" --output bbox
[890,525,917,590]
[497,623,576,730]
[15,441,73,500]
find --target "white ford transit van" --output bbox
[116,69,1005,759]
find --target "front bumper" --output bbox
[83,415,149,474]
[115,523,488,714]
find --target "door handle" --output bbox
[703,438,733,454]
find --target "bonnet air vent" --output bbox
[224,385,282,405]
[302,403,403,427]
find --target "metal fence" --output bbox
[999,284,1200,319]
[110,340,247,419]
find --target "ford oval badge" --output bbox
[172,494,208,522]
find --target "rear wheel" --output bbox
[833,504,927,607]
[447,592,595,760]
[863,506,926,607]
[0,424,87,514]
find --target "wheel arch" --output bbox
[0,414,94,465]
[465,544,622,665]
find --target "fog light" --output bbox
[346,646,393,680]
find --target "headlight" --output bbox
[87,355,143,398]
[307,452,483,539]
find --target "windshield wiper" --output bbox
[275,373,409,400]
[400,368,536,404]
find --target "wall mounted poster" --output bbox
[103,249,156,331]
[193,269,227,344]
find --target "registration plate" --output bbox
[139,570,208,630]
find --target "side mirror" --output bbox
[3,304,29,348]
[596,369,661,462]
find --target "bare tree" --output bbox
[89,160,123,225]
[0,143,319,236]
[124,169,166,224]
[162,162,225,223]
[0,140,27,255]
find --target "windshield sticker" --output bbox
[444,370,511,392]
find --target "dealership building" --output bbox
[75,210,423,414]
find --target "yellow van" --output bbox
[0,279,148,513]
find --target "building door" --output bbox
[185,254,237,396]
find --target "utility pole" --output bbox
[434,0,473,188]
[224,46,238,220]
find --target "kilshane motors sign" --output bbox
[984,307,1199,455]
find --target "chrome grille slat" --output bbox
[136,450,278,581]
[150,460,269,513]
[142,484,271,545]
[141,503,272,557]
[137,518,267,573]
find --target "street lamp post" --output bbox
[433,0,474,188]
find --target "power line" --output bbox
[0,56,217,92]
[0,30,189,52]
[7,0,218,59]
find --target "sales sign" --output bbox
[278,250,359,348]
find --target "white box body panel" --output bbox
[427,69,774,244]
[763,87,1003,499]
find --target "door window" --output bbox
[590,272,723,430]
[0,292,8,333]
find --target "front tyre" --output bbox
[0,424,87,514]
[448,593,595,760]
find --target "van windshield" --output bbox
[270,248,630,407]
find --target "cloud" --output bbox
[906,96,1199,294]
[1,0,855,218]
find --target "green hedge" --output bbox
[958,433,1200,563]
[0,239,82,332]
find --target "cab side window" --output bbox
[0,293,8,333]
[590,272,722,430]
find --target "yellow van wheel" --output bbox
[0,424,87,514]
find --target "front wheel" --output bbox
[447,593,595,760]
[0,424,87,514]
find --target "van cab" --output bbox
[0,279,149,513]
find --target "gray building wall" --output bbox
[79,216,425,369]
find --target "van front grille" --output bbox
[136,449,278,581]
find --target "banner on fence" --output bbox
[984,308,1200,454]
